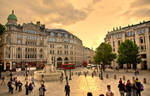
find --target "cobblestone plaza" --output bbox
[0,68,150,96]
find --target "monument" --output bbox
[34,56,62,81]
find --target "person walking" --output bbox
[135,78,143,96]
[29,83,33,94]
[7,81,14,94]
[31,77,35,87]
[39,84,46,96]
[118,81,125,96]
[132,80,137,96]
[106,85,114,96]
[65,83,70,96]
[15,79,18,91]
[126,80,132,96]
[1,76,5,85]
[25,81,29,96]
[18,80,23,92]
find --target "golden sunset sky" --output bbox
[0,0,150,50]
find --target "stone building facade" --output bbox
[104,21,150,69]
[0,10,94,71]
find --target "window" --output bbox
[113,41,115,47]
[143,28,146,33]
[65,34,68,38]
[64,45,68,48]
[127,32,130,36]
[70,45,73,49]
[17,34,22,38]
[118,40,121,46]
[17,40,21,44]
[116,33,121,38]
[50,44,54,48]
[64,39,68,42]
[70,40,73,43]
[140,37,144,43]
[39,55,43,58]
[49,38,55,42]
[131,32,135,36]
[141,46,144,50]
[141,54,147,58]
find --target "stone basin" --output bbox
[34,70,62,82]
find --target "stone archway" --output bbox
[64,57,69,64]
[57,57,62,68]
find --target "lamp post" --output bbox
[100,63,103,80]
[64,69,68,84]
[69,69,72,80]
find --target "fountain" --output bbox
[34,57,62,81]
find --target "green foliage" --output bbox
[0,23,5,35]
[117,39,141,69]
[94,43,116,67]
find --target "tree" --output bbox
[117,39,141,70]
[0,23,5,35]
[94,43,116,71]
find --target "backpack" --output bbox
[140,83,144,91]
[29,85,33,91]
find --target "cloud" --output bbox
[0,0,102,26]
[25,0,102,25]
[121,0,150,19]
[130,0,150,7]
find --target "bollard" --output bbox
[106,74,109,79]
[114,75,117,79]
[123,75,125,80]
[143,78,146,84]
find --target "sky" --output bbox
[0,0,150,50]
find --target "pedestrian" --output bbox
[126,80,132,96]
[7,81,14,94]
[87,92,93,96]
[106,85,114,96]
[39,84,46,96]
[1,76,5,85]
[118,80,125,96]
[135,78,143,96]
[132,80,137,96]
[65,83,70,96]
[18,80,23,92]
[119,78,122,83]
[25,81,29,95]
[29,83,33,93]
[15,79,18,91]
[31,77,35,86]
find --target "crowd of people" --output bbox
[118,77,144,96]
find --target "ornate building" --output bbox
[104,21,150,69]
[0,10,94,71]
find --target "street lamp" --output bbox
[69,69,72,80]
